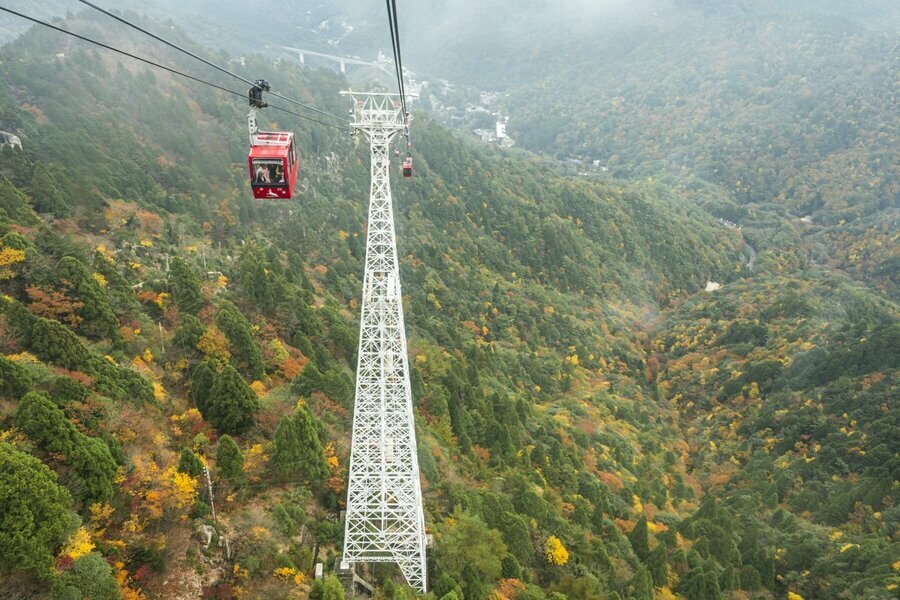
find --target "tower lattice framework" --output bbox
[340,92,427,592]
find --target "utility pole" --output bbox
[203,465,217,523]
[338,91,426,593]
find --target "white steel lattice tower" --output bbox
[340,91,427,592]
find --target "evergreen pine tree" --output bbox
[271,403,328,482]
[216,300,264,379]
[432,573,463,600]
[702,571,723,600]
[216,435,244,481]
[629,515,651,560]
[0,354,32,398]
[460,564,486,600]
[15,392,116,503]
[190,360,216,414]
[291,360,323,396]
[740,565,761,590]
[173,314,206,354]
[57,256,119,340]
[29,163,69,216]
[718,565,737,591]
[170,256,204,315]
[205,364,259,434]
[759,553,775,589]
[647,544,668,587]
[0,440,76,576]
[630,565,654,600]
[177,447,204,477]
[236,242,277,313]
[501,555,522,579]
[592,538,612,570]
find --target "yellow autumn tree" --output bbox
[0,246,25,280]
[163,467,199,509]
[197,326,231,362]
[545,535,569,565]
[59,527,95,561]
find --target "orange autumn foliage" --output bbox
[598,470,624,491]
[614,518,637,534]
[26,285,84,326]
[497,579,526,599]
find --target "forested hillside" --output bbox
[498,6,898,300]
[0,8,896,600]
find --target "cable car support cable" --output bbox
[384,0,413,165]
[73,0,349,124]
[0,6,345,131]
[385,0,407,120]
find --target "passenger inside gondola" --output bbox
[252,159,287,186]
[255,163,269,183]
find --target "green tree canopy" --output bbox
[172,314,206,354]
[215,435,244,481]
[29,163,69,216]
[53,552,121,600]
[177,447,204,477]
[435,510,507,586]
[215,300,263,380]
[236,241,278,313]
[57,256,119,341]
[169,256,204,315]
[271,403,328,482]
[0,354,32,398]
[204,363,259,434]
[629,515,650,560]
[15,391,118,503]
[0,440,77,576]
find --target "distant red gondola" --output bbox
[247,80,300,200]
[402,156,413,178]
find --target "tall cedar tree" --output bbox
[215,435,244,481]
[271,403,328,482]
[630,565,653,600]
[29,163,69,216]
[647,544,668,587]
[0,440,76,576]
[191,360,217,415]
[57,256,119,341]
[170,256,204,315]
[629,515,650,560]
[677,567,723,600]
[215,301,264,380]
[15,392,117,503]
[205,364,259,434]
[236,242,277,313]
[177,447,204,477]
[92,250,138,314]
[173,314,205,354]
[0,354,32,397]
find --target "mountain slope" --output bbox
[0,13,766,600]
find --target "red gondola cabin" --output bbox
[402,156,413,178]
[248,131,299,200]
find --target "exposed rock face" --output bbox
[0,131,21,149]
